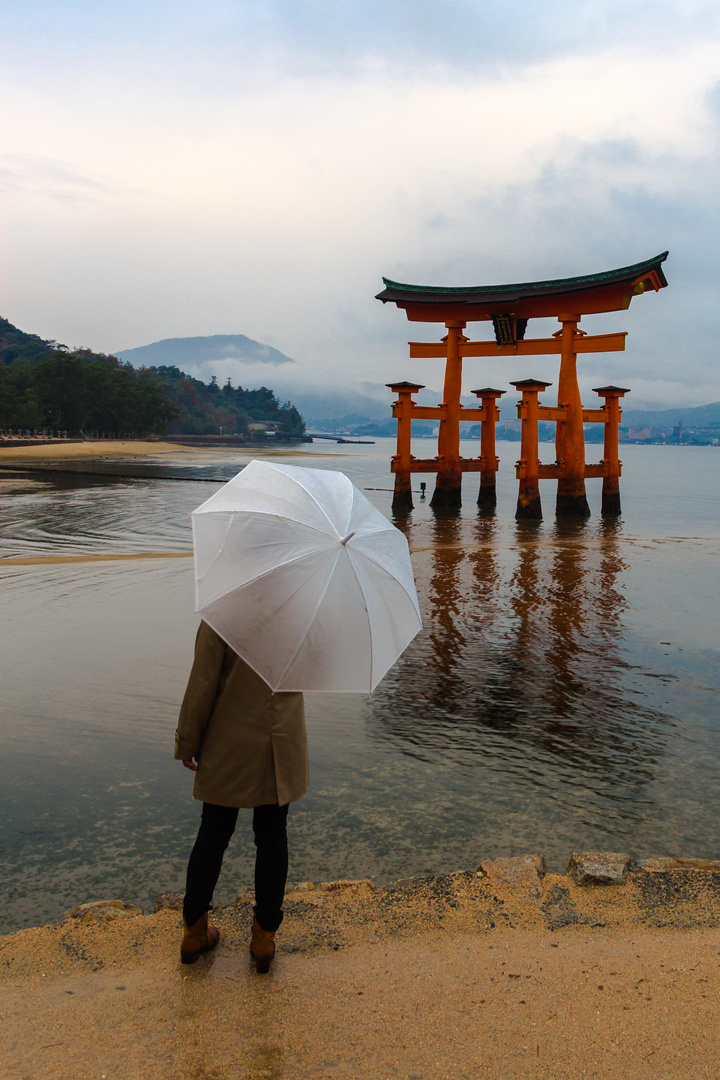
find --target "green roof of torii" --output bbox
[376,252,669,306]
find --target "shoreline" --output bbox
[3,859,720,1078]
[5,852,720,942]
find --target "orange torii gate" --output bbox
[376,252,668,516]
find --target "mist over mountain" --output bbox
[116,335,295,368]
[114,333,720,433]
[116,334,402,426]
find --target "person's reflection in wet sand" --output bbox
[176,954,287,1079]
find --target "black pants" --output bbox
[183,802,289,932]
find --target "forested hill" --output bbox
[0,318,305,439]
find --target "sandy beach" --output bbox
[2,866,720,1079]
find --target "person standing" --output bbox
[175,620,308,973]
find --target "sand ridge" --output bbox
[0,439,337,462]
[0,439,199,460]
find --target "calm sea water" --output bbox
[0,438,718,933]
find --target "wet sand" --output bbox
[2,870,719,1079]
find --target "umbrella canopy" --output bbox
[191,460,422,692]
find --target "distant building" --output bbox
[628,427,652,440]
[248,421,279,436]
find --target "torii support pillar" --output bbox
[594,385,630,517]
[555,313,591,518]
[471,387,505,509]
[431,321,466,510]
[387,380,425,512]
[511,379,552,520]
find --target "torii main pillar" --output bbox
[555,313,590,517]
[432,321,465,508]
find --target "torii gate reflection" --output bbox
[370,518,670,791]
[377,253,669,518]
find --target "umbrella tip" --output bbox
[340,531,356,546]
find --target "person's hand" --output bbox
[182,758,199,772]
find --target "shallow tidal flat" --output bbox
[0,439,718,934]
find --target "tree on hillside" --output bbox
[150,366,305,437]
[0,349,178,435]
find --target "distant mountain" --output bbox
[116,334,295,368]
[620,402,720,428]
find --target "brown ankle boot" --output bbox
[250,917,276,974]
[180,912,219,964]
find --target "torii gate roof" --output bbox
[376,252,669,322]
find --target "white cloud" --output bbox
[2,5,720,407]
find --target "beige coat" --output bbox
[174,621,309,808]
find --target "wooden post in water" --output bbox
[555,313,591,518]
[387,381,425,511]
[593,385,630,516]
[471,387,505,509]
[512,379,551,520]
[431,321,466,509]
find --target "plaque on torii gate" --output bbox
[376,252,668,516]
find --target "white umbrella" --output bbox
[191,460,422,692]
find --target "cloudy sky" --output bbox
[3,0,720,409]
